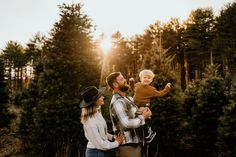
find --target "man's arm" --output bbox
[113,100,144,129]
[112,100,152,129]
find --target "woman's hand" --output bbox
[114,132,125,145]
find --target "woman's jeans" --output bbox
[86,148,105,157]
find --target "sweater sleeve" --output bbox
[84,124,119,151]
[107,133,114,141]
[148,85,170,98]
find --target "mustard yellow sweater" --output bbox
[133,82,170,106]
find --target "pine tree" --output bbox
[217,77,236,157]
[27,3,100,156]
[0,56,12,129]
[183,8,216,79]
[213,1,236,74]
[142,47,185,157]
[183,77,201,152]
[189,64,227,156]
[18,63,42,154]
[17,33,45,153]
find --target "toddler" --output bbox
[131,69,172,143]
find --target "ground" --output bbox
[0,104,24,157]
[0,134,24,157]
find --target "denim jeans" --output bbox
[86,148,105,157]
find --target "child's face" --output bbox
[140,75,153,85]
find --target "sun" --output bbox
[100,37,112,55]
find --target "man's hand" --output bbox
[135,107,146,115]
[141,107,152,119]
[114,132,125,145]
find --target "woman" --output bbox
[80,86,124,157]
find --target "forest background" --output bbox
[0,2,236,157]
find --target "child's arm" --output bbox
[151,82,172,98]
[165,83,172,89]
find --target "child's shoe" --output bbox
[145,128,156,143]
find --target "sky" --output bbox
[0,0,233,49]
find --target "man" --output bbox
[106,72,152,157]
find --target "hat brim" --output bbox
[79,99,93,108]
[79,87,106,108]
[97,87,106,98]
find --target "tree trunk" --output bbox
[180,50,186,91]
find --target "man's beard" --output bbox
[119,84,129,92]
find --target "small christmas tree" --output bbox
[189,63,226,156]
[217,77,236,157]
[141,47,185,156]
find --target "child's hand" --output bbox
[129,77,135,83]
[165,83,172,89]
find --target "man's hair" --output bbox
[139,69,155,79]
[106,72,121,89]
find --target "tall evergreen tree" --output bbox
[0,56,12,129]
[25,33,46,68]
[184,8,216,80]
[127,35,146,78]
[18,34,45,154]
[213,1,236,75]
[162,18,187,90]
[2,41,27,92]
[28,3,100,156]
[108,32,132,77]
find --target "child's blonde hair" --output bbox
[139,69,155,79]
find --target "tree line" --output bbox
[0,2,236,157]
